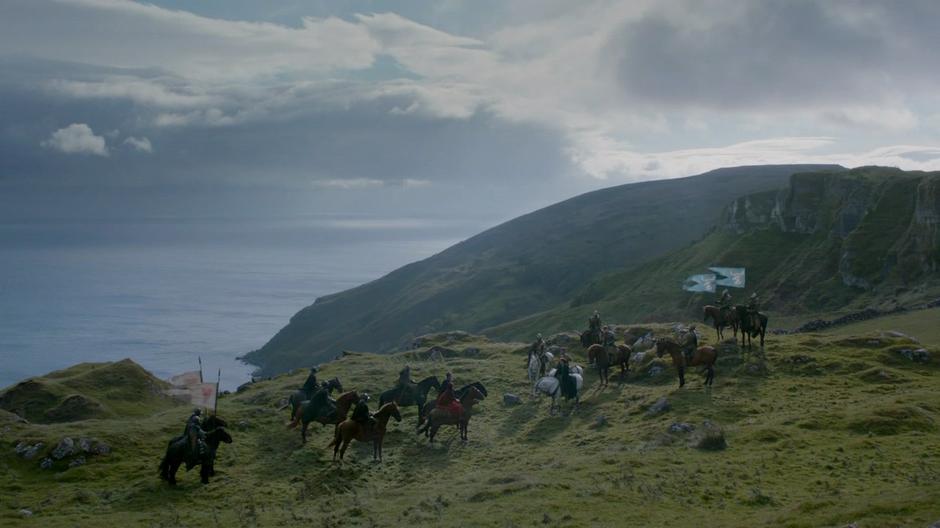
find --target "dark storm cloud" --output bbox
[608,1,940,109]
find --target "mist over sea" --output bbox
[0,214,482,391]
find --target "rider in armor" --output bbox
[602,325,616,348]
[555,356,577,401]
[398,365,412,387]
[301,366,319,400]
[589,311,602,342]
[436,372,463,419]
[527,333,546,368]
[683,325,699,363]
[184,408,206,458]
[717,289,732,314]
[351,393,376,431]
[747,292,760,328]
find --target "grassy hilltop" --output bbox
[3,312,940,527]
[246,164,839,376]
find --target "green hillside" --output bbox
[4,329,940,526]
[246,164,839,375]
[0,359,181,424]
[486,167,940,341]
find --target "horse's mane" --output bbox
[457,381,487,398]
[336,390,358,402]
[416,375,440,390]
[375,401,398,416]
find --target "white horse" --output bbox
[533,372,583,414]
[527,351,555,383]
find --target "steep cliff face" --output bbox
[722,167,940,293]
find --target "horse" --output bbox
[328,402,402,461]
[159,422,232,485]
[286,377,343,427]
[416,382,488,434]
[734,305,768,348]
[534,371,583,415]
[580,329,602,348]
[586,344,632,385]
[378,375,440,425]
[703,305,738,341]
[297,390,359,444]
[655,338,718,388]
[417,386,486,443]
[527,352,554,384]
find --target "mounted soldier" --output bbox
[588,311,602,342]
[436,372,463,420]
[681,325,699,363]
[527,333,547,375]
[351,393,376,432]
[182,408,206,459]
[747,293,761,328]
[602,325,616,349]
[301,366,319,400]
[717,289,732,316]
[554,356,578,401]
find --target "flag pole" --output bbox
[215,368,221,415]
[198,357,204,383]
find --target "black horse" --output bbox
[378,375,440,425]
[159,416,232,485]
[455,381,488,400]
[735,305,768,348]
[286,377,343,426]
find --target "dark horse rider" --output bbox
[554,356,577,401]
[395,365,414,402]
[527,333,547,375]
[717,289,732,316]
[588,311,602,342]
[351,393,376,431]
[682,325,699,363]
[747,292,761,328]
[436,372,463,420]
[182,408,206,458]
[301,366,319,400]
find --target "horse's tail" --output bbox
[327,423,340,448]
[703,306,711,323]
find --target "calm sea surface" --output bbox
[0,215,477,391]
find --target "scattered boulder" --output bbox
[77,437,93,453]
[426,345,457,359]
[630,351,647,365]
[427,349,444,362]
[15,442,44,460]
[40,458,53,470]
[69,456,86,468]
[647,365,664,378]
[19,509,32,517]
[633,333,656,351]
[547,333,577,347]
[51,437,76,460]
[884,330,916,341]
[646,397,670,416]
[43,394,106,423]
[668,422,695,434]
[594,415,608,427]
[927,520,940,528]
[503,393,522,406]
[547,345,565,356]
[237,420,251,431]
[94,441,112,456]
[898,348,931,362]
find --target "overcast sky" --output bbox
[3,0,940,221]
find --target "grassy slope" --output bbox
[246,165,839,375]
[4,330,940,527]
[822,308,940,346]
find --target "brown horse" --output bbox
[703,305,738,341]
[655,338,718,387]
[328,402,402,461]
[296,390,359,444]
[586,344,632,385]
[417,386,485,443]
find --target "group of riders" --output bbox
[168,290,764,464]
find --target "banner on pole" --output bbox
[682,273,716,293]
[168,371,202,387]
[709,267,746,288]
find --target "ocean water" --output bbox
[0,215,476,391]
